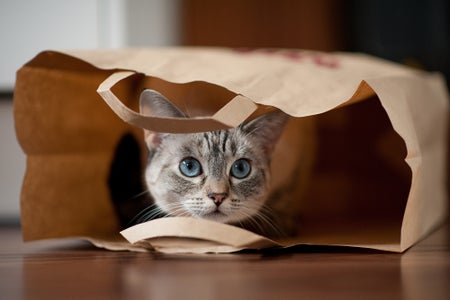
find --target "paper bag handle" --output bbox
[97,71,258,133]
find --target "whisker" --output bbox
[239,202,286,238]
[257,205,286,236]
[255,212,286,238]
[237,208,267,235]
[128,190,150,201]
[163,202,194,218]
[128,203,165,226]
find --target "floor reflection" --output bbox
[401,224,450,300]
[18,224,449,300]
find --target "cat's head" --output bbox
[139,89,288,224]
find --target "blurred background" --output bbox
[1,0,449,222]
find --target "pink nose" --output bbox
[208,192,228,206]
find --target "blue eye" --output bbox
[179,157,202,177]
[230,159,251,179]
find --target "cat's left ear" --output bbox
[139,89,186,148]
[139,89,185,119]
[241,110,289,155]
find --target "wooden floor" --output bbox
[0,223,449,300]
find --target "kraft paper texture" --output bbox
[14,48,448,253]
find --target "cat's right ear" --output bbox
[139,89,186,148]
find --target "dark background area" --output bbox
[180,0,449,84]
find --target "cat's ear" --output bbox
[139,89,185,118]
[139,89,186,148]
[241,110,289,155]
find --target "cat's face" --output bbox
[140,89,287,224]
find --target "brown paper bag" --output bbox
[14,48,448,253]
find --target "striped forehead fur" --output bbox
[139,89,289,232]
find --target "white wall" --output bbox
[0,0,180,89]
[0,0,99,90]
[0,99,26,221]
[0,0,180,221]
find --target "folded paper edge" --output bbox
[96,71,258,133]
[120,217,278,249]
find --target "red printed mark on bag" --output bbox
[233,48,339,68]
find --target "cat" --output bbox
[132,89,315,238]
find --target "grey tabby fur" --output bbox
[137,89,291,237]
